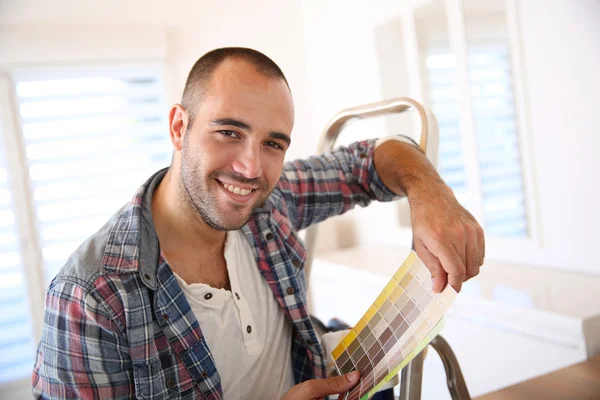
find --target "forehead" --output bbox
[197,58,294,131]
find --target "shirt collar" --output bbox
[101,168,166,289]
[137,168,168,290]
[102,167,275,290]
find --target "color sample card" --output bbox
[330,251,457,400]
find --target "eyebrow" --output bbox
[268,132,291,147]
[211,118,250,130]
[210,118,291,146]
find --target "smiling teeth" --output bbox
[223,183,253,196]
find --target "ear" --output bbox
[169,104,189,151]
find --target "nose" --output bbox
[232,143,262,179]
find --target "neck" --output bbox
[152,169,227,254]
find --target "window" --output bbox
[13,65,171,282]
[0,136,36,385]
[415,0,532,240]
[0,64,171,388]
[425,50,471,210]
[425,46,528,237]
[467,45,527,237]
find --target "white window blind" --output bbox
[0,140,36,384]
[468,46,528,237]
[0,65,171,388]
[14,66,172,282]
[425,52,471,211]
[426,47,528,237]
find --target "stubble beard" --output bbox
[179,135,271,231]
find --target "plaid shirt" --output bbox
[32,139,399,399]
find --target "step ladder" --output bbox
[305,98,471,400]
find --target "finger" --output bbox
[294,371,360,399]
[415,240,447,293]
[452,229,467,272]
[425,237,465,292]
[465,226,480,280]
[477,225,486,265]
[448,224,467,285]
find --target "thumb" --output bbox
[283,371,360,399]
[414,241,447,293]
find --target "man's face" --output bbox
[179,59,294,231]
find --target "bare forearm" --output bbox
[373,140,450,201]
[373,139,485,293]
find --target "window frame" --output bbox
[0,27,171,393]
[0,73,46,398]
[393,0,542,261]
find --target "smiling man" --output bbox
[32,48,484,399]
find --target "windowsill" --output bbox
[311,243,600,356]
[314,243,600,319]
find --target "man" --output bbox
[32,47,484,399]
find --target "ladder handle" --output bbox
[305,97,436,281]
[315,97,430,155]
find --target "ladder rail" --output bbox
[305,97,470,400]
[305,97,433,282]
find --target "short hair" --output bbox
[181,47,290,121]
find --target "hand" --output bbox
[372,140,485,293]
[409,182,485,293]
[281,371,359,400]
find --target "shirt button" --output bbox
[307,339,315,345]
[144,273,152,280]
[265,232,273,240]
[235,292,240,300]
[201,371,208,378]
[359,153,368,159]
[246,325,252,334]
[292,258,301,268]
[166,379,176,389]
[287,287,295,295]
[162,314,169,321]
[204,293,213,300]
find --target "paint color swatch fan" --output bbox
[330,251,457,400]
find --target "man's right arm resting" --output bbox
[32,279,133,399]
[276,139,400,232]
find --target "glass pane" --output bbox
[416,0,472,211]
[13,68,172,285]
[464,0,529,237]
[0,149,36,384]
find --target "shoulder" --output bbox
[51,202,132,290]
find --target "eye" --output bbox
[218,130,239,138]
[265,141,284,150]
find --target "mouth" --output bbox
[216,179,259,204]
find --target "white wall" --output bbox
[301,0,418,254]
[302,0,600,275]
[1,0,599,273]
[515,0,600,273]
[1,1,598,397]
[0,0,313,160]
[0,1,312,396]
